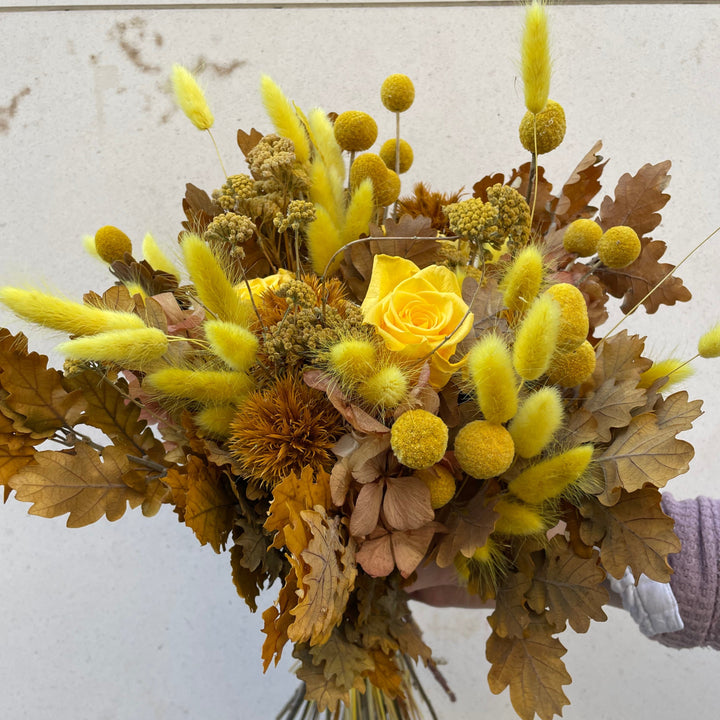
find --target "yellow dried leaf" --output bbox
[9,444,146,527]
[486,623,571,720]
[308,627,374,693]
[230,545,263,613]
[261,568,299,670]
[579,487,680,582]
[488,568,533,639]
[288,507,357,647]
[294,644,349,713]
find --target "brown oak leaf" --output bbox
[288,507,357,646]
[487,568,533,639]
[261,568,299,670]
[230,545,263,613]
[592,330,652,386]
[308,627,374,693]
[181,183,221,236]
[486,623,572,720]
[553,140,607,226]
[9,444,148,527]
[579,487,680,582]
[526,538,608,633]
[293,643,349,713]
[582,377,647,443]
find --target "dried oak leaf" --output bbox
[472,173,506,201]
[237,127,264,157]
[595,237,691,314]
[598,160,671,236]
[435,487,498,567]
[64,370,165,459]
[261,568,299,670]
[365,649,405,699]
[181,183,221,236]
[579,486,680,582]
[109,257,179,298]
[293,643,349,713]
[308,627,374,694]
[180,455,237,553]
[230,545,263,613]
[582,377,647,443]
[488,568,533,639]
[265,466,332,550]
[508,163,556,235]
[0,408,41,486]
[462,276,505,338]
[553,141,607,227]
[9,444,150,527]
[487,622,571,720]
[592,330,652,386]
[526,538,608,633]
[0,340,85,438]
[596,391,701,505]
[288,506,357,647]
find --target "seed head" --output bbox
[563,218,602,257]
[597,225,641,269]
[334,111,378,152]
[94,225,132,263]
[519,100,566,154]
[381,74,415,113]
[379,138,414,173]
[454,420,515,480]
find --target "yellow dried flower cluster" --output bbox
[273,200,316,233]
[204,212,256,246]
[247,133,297,179]
[212,174,255,211]
[444,197,501,247]
[486,183,532,248]
[350,153,401,206]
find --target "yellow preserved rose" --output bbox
[361,254,474,389]
[235,268,294,302]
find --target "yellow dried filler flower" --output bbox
[376,169,401,207]
[379,138,414,173]
[391,409,449,470]
[563,218,602,257]
[94,225,132,263]
[416,465,456,509]
[334,111,378,152]
[546,340,597,387]
[597,225,642,269]
[519,100,566,154]
[454,420,515,480]
[171,64,214,131]
[381,74,415,113]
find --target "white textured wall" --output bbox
[2,2,720,719]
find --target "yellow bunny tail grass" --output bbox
[309,157,344,227]
[521,0,552,115]
[466,334,518,424]
[145,367,254,404]
[509,387,564,458]
[204,320,259,372]
[501,245,545,316]
[357,365,409,411]
[328,338,377,384]
[0,287,146,336]
[57,328,168,369]
[512,294,560,381]
[308,107,346,181]
[638,358,694,390]
[123,282,147,300]
[195,405,237,439]
[142,233,180,279]
[340,178,374,246]
[698,323,720,358]
[181,234,249,326]
[260,75,310,166]
[508,444,594,505]
[306,206,343,275]
[493,498,547,536]
[82,234,103,261]
[171,64,214,131]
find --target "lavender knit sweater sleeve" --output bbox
[653,493,720,650]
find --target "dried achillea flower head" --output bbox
[597,225,641,269]
[486,183,532,248]
[391,409,448,470]
[519,99,566,154]
[204,212,256,245]
[334,111,378,152]
[94,225,132,263]
[212,174,255,211]
[454,420,515,480]
[379,138,414,173]
[563,218,602,257]
[381,74,415,112]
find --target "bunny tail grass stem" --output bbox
[206,128,228,179]
[598,222,720,347]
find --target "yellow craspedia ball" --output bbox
[379,138,414,173]
[358,365,408,410]
[547,340,597,387]
[381,74,415,113]
[519,99,566,154]
[334,111,378,152]
[349,153,388,195]
[454,421,515,480]
[416,465,456,509]
[597,225,641,269]
[94,225,132,263]
[391,409,449,470]
[563,219,603,257]
[376,169,401,206]
[543,283,589,351]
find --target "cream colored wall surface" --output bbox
[2,3,720,719]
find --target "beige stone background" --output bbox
[2,1,720,718]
